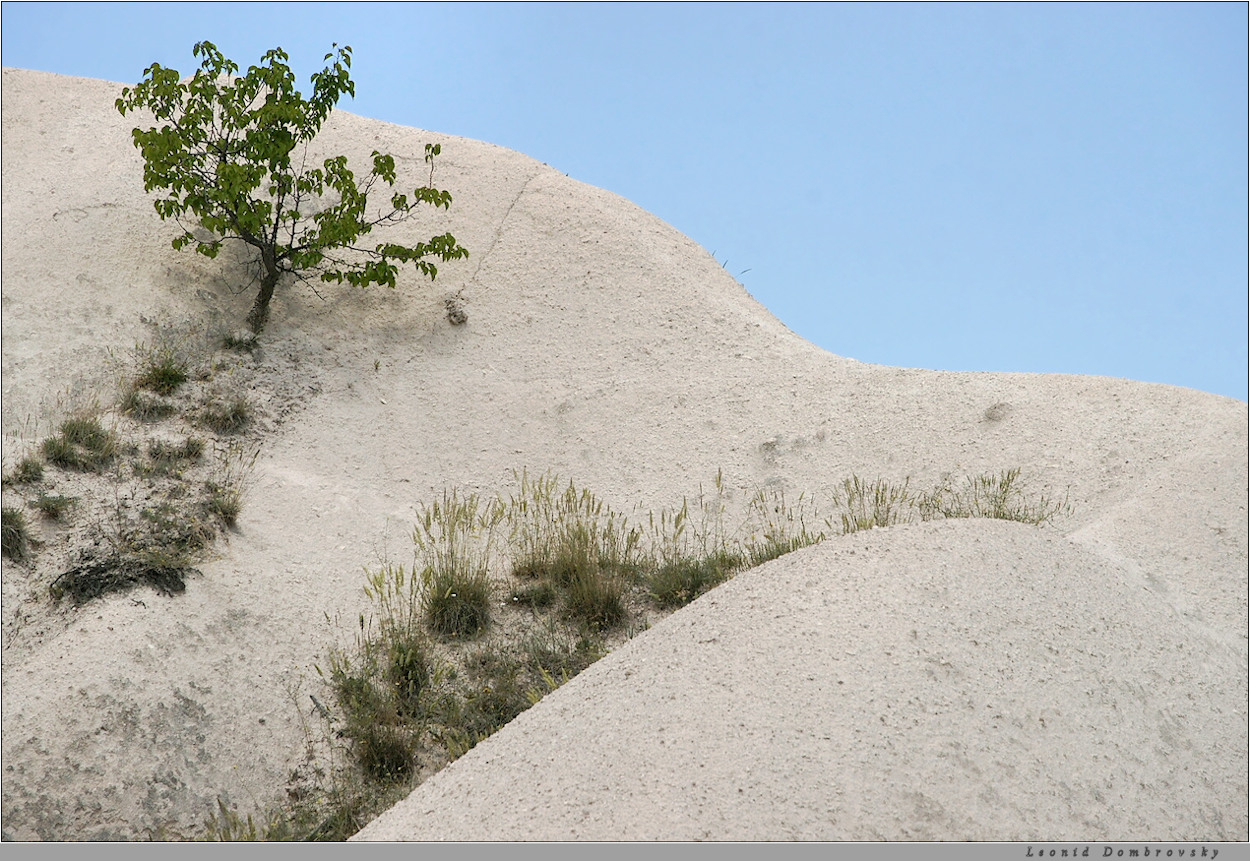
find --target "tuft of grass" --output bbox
[451,647,533,746]
[201,776,405,843]
[3,456,45,486]
[387,634,433,718]
[410,490,504,640]
[221,332,259,353]
[741,484,829,563]
[643,473,828,609]
[2,506,31,561]
[120,386,178,422]
[129,334,198,397]
[139,437,205,478]
[560,560,626,631]
[835,475,914,534]
[62,415,113,451]
[917,468,1071,526]
[521,619,603,682]
[34,493,76,521]
[322,606,427,786]
[507,471,642,630]
[646,548,742,609]
[200,799,290,842]
[41,415,117,472]
[507,581,557,608]
[204,483,241,526]
[151,437,205,463]
[40,436,77,467]
[139,500,216,553]
[203,441,258,528]
[351,721,421,784]
[199,396,251,434]
[135,355,189,395]
[200,799,267,842]
[422,566,492,639]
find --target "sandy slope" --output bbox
[1,67,1246,841]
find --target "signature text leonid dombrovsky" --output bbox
[1025,848,1221,859]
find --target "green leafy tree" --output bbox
[116,41,469,333]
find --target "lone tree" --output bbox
[116,41,468,333]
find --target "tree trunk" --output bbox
[245,252,280,334]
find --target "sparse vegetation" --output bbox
[647,548,741,609]
[135,352,190,395]
[917,467,1071,525]
[41,414,118,472]
[130,333,197,395]
[508,471,644,631]
[3,456,45,486]
[190,464,1071,840]
[121,386,178,421]
[34,493,76,521]
[203,442,259,527]
[199,395,251,434]
[47,438,257,605]
[2,506,31,561]
[7,375,1071,843]
[221,332,259,353]
[204,483,242,527]
[3,329,265,604]
[10,356,1066,848]
[255,467,1063,840]
[836,475,915,534]
[49,494,217,604]
[138,437,205,478]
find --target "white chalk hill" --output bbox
[2,68,1245,841]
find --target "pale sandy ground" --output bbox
[1,68,1246,842]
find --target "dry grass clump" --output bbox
[412,490,504,639]
[508,471,643,631]
[43,439,257,605]
[136,436,205,478]
[2,506,31,561]
[647,548,742,609]
[118,334,199,419]
[220,332,260,353]
[835,475,915,534]
[33,493,76,521]
[41,414,118,472]
[2,456,45,486]
[49,495,216,604]
[120,387,178,421]
[198,395,251,434]
[828,468,1071,532]
[135,351,189,395]
[644,472,829,607]
[203,441,258,528]
[916,467,1071,525]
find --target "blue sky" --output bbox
[3,2,1246,400]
